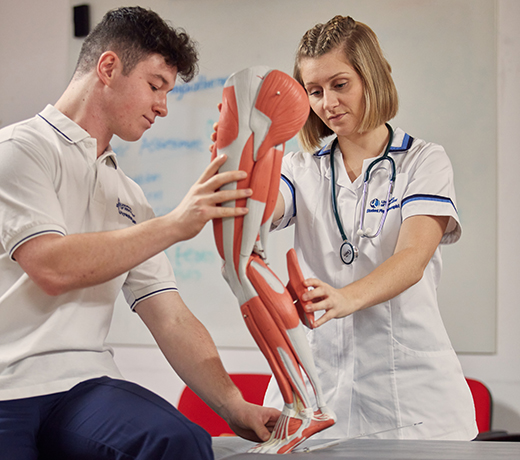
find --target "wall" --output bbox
[457,0,520,432]
[0,0,70,127]
[83,0,499,354]
[1,0,520,433]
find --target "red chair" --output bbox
[466,377,492,433]
[177,373,271,436]
[466,377,520,441]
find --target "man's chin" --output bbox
[119,131,147,143]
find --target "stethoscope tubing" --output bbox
[329,123,395,264]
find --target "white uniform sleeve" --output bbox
[401,142,461,244]
[0,134,68,258]
[272,152,299,231]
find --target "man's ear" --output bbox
[97,51,122,86]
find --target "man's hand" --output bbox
[167,153,252,242]
[221,399,280,442]
[14,154,250,295]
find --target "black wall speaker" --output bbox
[74,4,90,38]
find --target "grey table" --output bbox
[212,437,520,459]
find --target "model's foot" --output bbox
[248,404,336,454]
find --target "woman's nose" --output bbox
[322,89,339,111]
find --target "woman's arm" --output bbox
[302,214,449,327]
[272,191,285,223]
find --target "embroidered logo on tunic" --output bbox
[368,197,400,213]
[116,199,137,224]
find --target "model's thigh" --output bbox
[0,393,61,460]
[38,377,213,460]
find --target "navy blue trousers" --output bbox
[0,376,213,460]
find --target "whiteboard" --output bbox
[76,0,498,352]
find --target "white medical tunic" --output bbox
[0,105,177,401]
[265,128,477,440]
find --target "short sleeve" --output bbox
[0,135,67,258]
[401,143,461,244]
[122,251,178,310]
[271,152,300,231]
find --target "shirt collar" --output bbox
[98,146,119,169]
[314,127,413,189]
[38,104,118,168]
[38,104,91,144]
[313,127,413,158]
[389,127,414,153]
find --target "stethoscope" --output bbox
[330,123,396,265]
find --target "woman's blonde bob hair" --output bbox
[294,15,399,152]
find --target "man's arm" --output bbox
[135,290,280,442]
[14,155,251,296]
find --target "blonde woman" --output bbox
[264,15,477,441]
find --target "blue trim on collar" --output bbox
[314,145,332,157]
[390,133,414,153]
[314,131,414,157]
[37,114,74,143]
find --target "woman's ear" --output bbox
[97,51,121,86]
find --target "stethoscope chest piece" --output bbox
[340,240,358,265]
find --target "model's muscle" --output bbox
[212,66,336,454]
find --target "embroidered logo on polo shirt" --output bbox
[116,199,137,224]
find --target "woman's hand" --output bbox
[301,278,358,327]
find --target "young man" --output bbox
[0,7,279,460]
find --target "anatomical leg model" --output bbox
[212,66,336,454]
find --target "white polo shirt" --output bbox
[0,105,177,400]
[265,128,477,441]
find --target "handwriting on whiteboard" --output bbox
[170,74,227,100]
